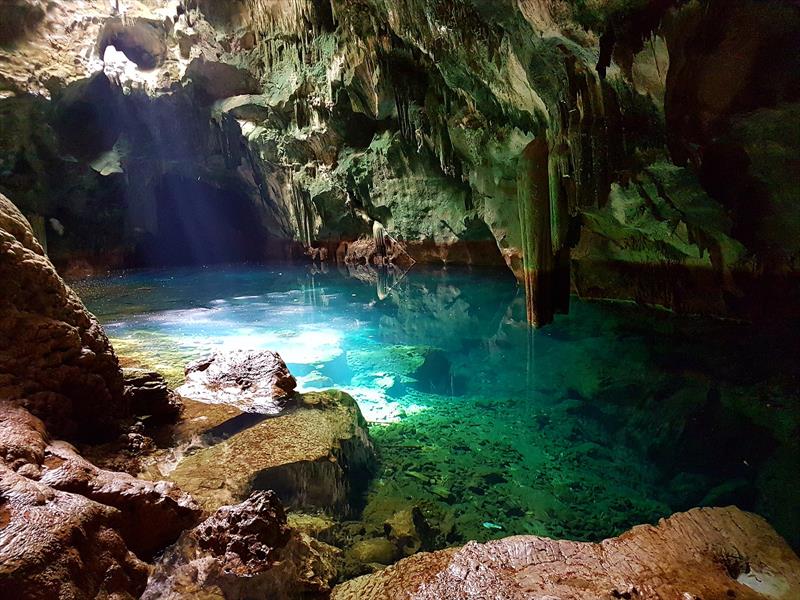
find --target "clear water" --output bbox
[73,264,800,549]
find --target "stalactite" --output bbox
[517,137,570,328]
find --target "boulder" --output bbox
[332,507,800,600]
[0,464,149,600]
[165,390,376,516]
[0,193,125,439]
[176,350,297,414]
[0,400,201,560]
[123,367,183,423]
[143,491,340,600]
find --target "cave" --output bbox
[136,174,265,267]
[0,1,799,599]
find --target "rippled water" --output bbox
[73,263,800,548]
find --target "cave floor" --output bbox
[73,263,800,551]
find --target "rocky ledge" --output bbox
[143,490,340,599]
[332,506,800,600]
[162,380,375,516]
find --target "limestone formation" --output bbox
[0,192,125,438]
[162,389,376,516]
[0,463,150,600]
[1,1,797,320]
[176,350,297,414]
[143,490,340,600]
[332,507,800,600]
[0,401,200,555]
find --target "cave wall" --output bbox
[0,0,797,320]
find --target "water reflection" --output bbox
[73,264,800,548]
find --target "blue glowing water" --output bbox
[73,264,799,547]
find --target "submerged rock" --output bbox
[176,350,297,414]
[144,491,340,600]
[166,390,376,516]
[332,507,800,600]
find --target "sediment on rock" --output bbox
[162,388,376,517]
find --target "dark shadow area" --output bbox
[135,174,265,266]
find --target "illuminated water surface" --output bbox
[73,264,800,548]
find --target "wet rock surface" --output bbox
[0,463,150,600]
[0,400,201,598]
[144,490,340,600]
[0,193,124,438]
[162,390,376,516]
[332,507,800,600]
[0,401,201,557]
[124,367,183,422]
[176,349,297,414]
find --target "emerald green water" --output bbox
[73,264,799,548]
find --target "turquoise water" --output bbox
[73,264,800,548]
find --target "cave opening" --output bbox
[136,174,265,267]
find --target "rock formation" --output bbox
[332,506,800,600]
[163,388,376,516]
[143,490,340,599]
[177,350,297,414]
[0,196,201,598]
[1,1,797,321]
[0,192,125,438]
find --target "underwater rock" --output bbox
[332,506,800,600]
[144,490,340,600]
[348,538,399,566]
[166,390,376,516]
[0,193,125,439]
[384,507,433,557]
[176,349,297,415]
[347,345,454,397]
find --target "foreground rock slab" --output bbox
[165,390,376,516]
[143,490,339,599]
[176,350,297,414]
[332,507,800,600]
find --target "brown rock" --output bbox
[176,350,297,415]
[332,507,800,600]
[143,491,340,600]
[0,193,125,439]
[1,400,201,561]
[0,464,149,600]
[123,367,183,422]
[164,390,376,516]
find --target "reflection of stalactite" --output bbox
[376,266,389,300]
